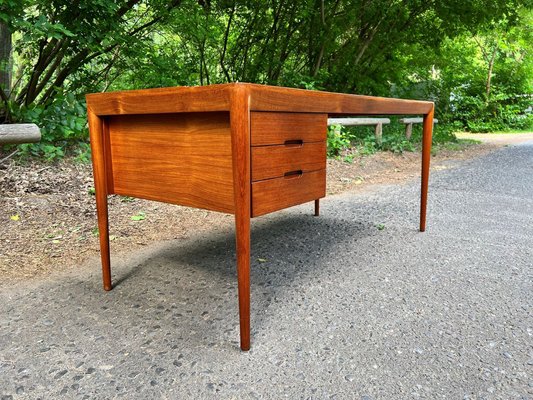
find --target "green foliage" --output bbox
[343,122,417,155]
[131,212,146,221]
[394,8,532,133]
[457,93,533,133]
[1,0,183,116]
[2,0,531,161]
[10,92,88,161]
[326,119,462,160]
[327,125,350,157]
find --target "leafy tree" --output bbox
[0,0,183,121]
[1,0,531,159]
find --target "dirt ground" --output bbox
[0,140,503,285]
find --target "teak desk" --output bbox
[86,83,434,351]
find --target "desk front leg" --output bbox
[420,107,434,232]
[230,87,251,351]
[88,110,112,291]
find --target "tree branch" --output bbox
[220,4,235,82]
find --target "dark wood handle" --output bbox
[284,170,303,179]
[284,139,303,147]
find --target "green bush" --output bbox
[9,92,89,161]
[450,92,533,133]
[326,118,459,160]
[327,124,351,157]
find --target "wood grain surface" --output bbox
[86,83,434,116]
[251,112,327,145]
[86,84,231,115]
[251,141,326,181]
[420,106,434,232]
[107,112,235,213]
[229,85,252,351]
[87,110,112,291]
[252,169,326,217]
[247,83,433,114]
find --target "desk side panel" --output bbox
[107,112,234,213]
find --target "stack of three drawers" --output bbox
[250,112,327,217]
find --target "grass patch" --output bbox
[431,138,480,154]
[457,129,533,135]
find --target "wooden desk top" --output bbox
[86,83,433,116]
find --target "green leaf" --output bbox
[131,212,146,221]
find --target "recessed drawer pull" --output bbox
[284,170,303,179]
[284,139,303,147]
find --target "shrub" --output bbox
[9,92,89,161]
[326,118,459,160]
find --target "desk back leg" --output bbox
[420,107,434,232]
[88,110,112,291]
[314,199,320,216]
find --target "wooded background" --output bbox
[1,0,531,159]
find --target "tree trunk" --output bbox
[0,22,12,97]
[486,46,497,103]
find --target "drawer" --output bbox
[252,169,326,217]
[251,112,327,146]
[252,141,326,181]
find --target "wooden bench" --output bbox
[0,124,41,162]
[399,117,438,140]
[327,117,391,145]
[0,123,41,145]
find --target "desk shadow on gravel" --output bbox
[0,209,384,398]
[103,212,376,345]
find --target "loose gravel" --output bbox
[0,141,531,399]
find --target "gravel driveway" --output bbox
[1,140,532,399]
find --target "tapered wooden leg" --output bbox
[96,195,112,291]
[314,199,320,216]
[234,210,251,351]
[420,107,434,232]
[88,109,112,291]
[230,86,251,351]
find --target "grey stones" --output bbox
[0,143,531,398]
[54,370,67,379]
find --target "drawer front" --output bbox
[252,141,326,181]
[252,169,326,217]
[251,112,327,145]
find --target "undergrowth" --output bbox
[327,118,458,161]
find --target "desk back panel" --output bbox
[106,112,235,213]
